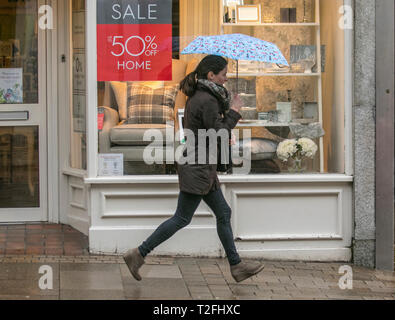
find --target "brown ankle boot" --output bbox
[230,260,264,283]
[123,248,145,281]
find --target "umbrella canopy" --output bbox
[181,33,289,66]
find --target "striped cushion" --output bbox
[127,83,179,124]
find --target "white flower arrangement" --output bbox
[297,137,318,158]
[276,139,298,162]
[276,137,318,162]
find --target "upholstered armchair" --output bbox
[98,59,198,174]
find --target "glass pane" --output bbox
[96,0,345,175]
[70,0,87,170]
[0,0,38,104]
[96,0,180,175]
[0,126,39,208]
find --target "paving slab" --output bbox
[229,284,259,296]
[212,293,237,300]
[139,264,183,279]
[0,294,59,300]
[0,263,59,280]
[123,278,190,300]
[60,262,120,272]
[60,270,123,291]
[0,279,59,296]
[191,293,214,300]
[60,289,125,300]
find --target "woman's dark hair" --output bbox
[179,55,228,97]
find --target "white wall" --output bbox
[89,177,353,261]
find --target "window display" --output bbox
[97,0,346,175]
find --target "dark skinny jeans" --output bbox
[138,188,241,266]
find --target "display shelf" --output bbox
[236,121,320,127]
[227,72,321,77]
[220,0,324,173]
[222,23,319,27]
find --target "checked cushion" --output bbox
[127,83,179,124]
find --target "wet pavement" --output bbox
[0,254,394,300]
[0,223,394,300]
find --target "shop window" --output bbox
[96,0,346,176]
[70,0,87,170]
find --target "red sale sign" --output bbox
[97,0,173,81]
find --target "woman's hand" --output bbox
[229,132,237,146]
[230,94,243,113]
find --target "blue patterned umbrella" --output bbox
[182,33,288,66]
[181,33,289,92]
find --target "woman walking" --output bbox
[123,55,264,283]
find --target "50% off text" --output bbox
[109,35,159,71]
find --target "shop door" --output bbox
[0,0,47,222]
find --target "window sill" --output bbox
[62,167,87,178]
[84,173,353,185]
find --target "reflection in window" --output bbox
[0,0,38,104]
[0,126,39,208]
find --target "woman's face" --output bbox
[208,66,228,86]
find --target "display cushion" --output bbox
[127,83,179,124]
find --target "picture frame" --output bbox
[224,0,244,23]
[290,45,326,72]
[236,4,261,23]
[276,102,292,123]
[303,102,318,121]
